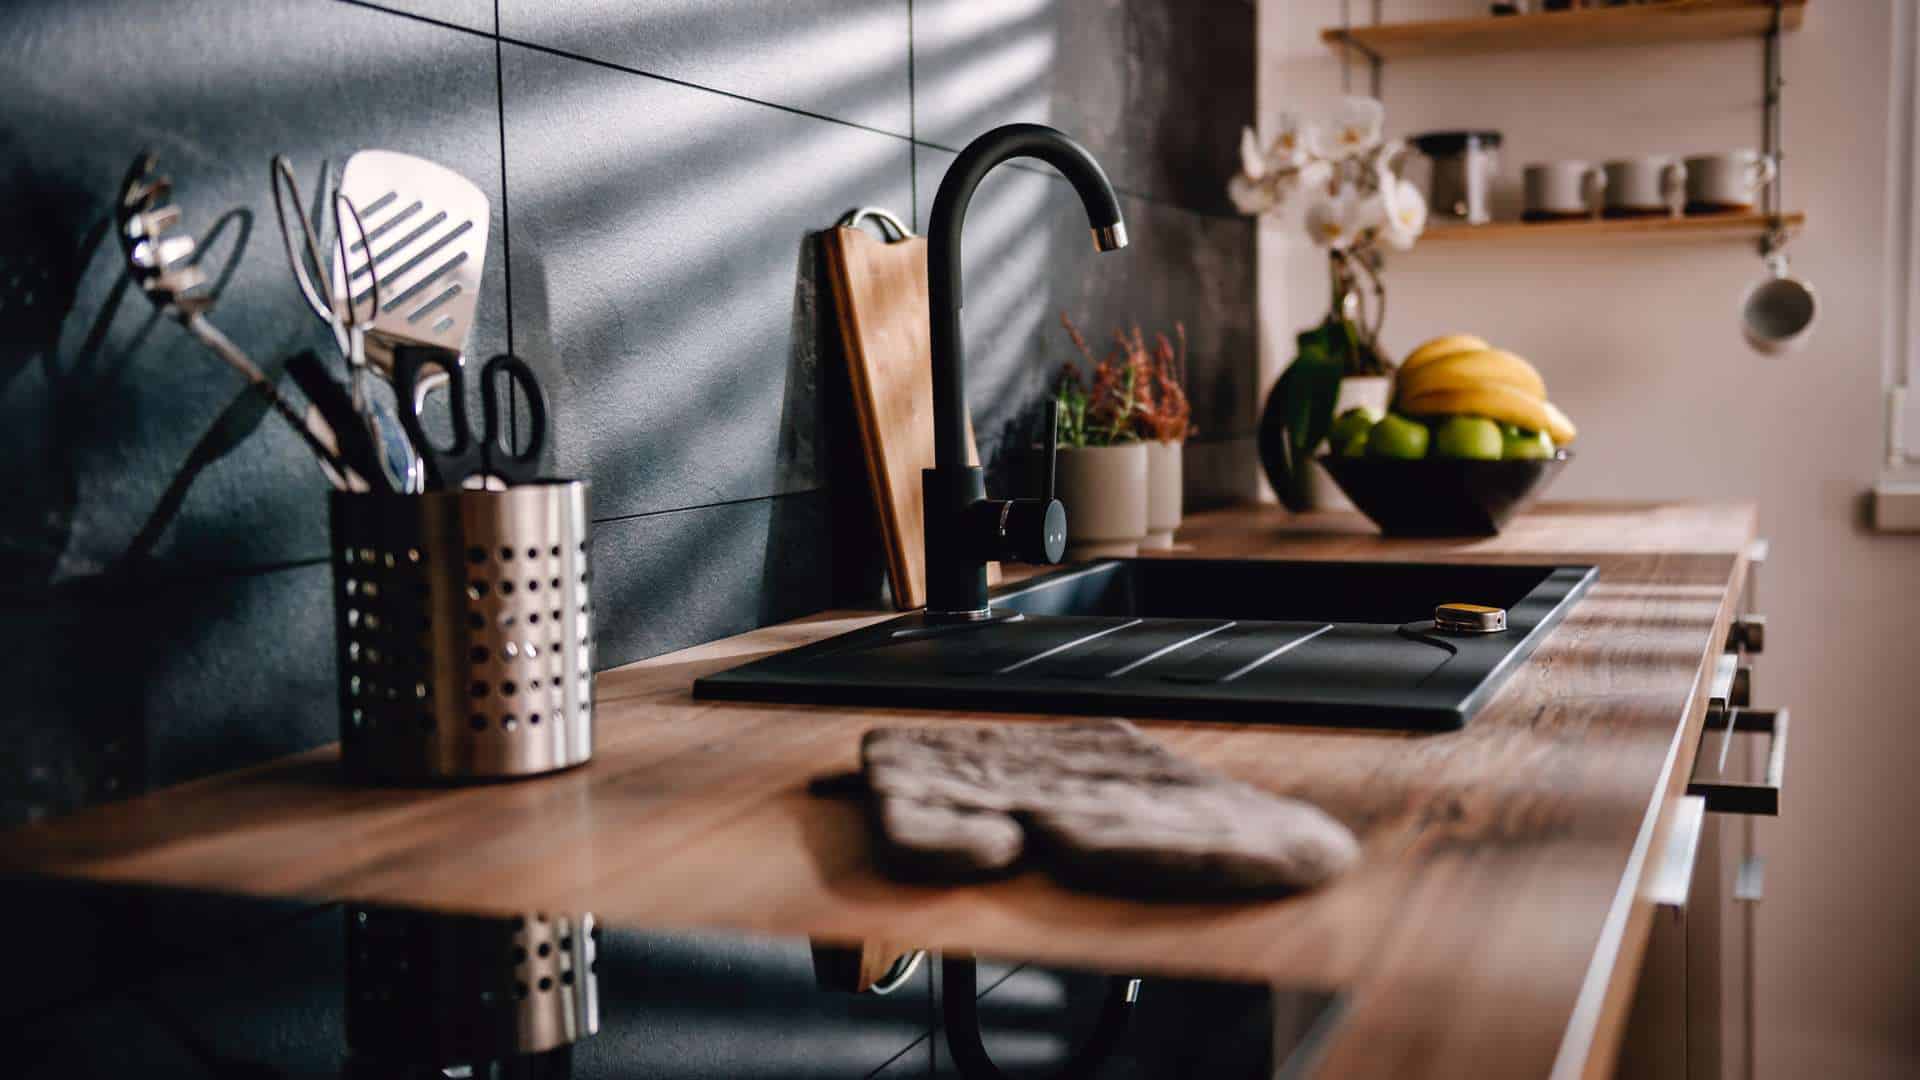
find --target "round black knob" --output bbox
[1001,498,1067,565]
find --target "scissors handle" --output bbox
[392,346,547,490]
[478,353,548,487]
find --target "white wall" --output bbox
[1257,3,1920,1077]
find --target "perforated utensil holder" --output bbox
[330,481,594,783]
[346,905,600,1067]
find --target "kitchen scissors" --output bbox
[392,346,549,490]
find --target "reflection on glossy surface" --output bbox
[7,880,1341,1078]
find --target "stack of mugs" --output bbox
[1522,150,1777,220]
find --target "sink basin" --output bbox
[694,558,1595,731]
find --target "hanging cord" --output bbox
[1761,0,1788,260]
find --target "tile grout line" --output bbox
[590,486,827,527]
[907,0,918,232]
[493,0,519,444]
[345,1,1239,220]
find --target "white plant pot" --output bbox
[1142,440,1184,550]
[1056,442,1150,560]
[1306,375,1391,511]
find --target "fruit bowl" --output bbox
[1317,452,1571,536]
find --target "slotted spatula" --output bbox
[331,150,491,377]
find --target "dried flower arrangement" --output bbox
[1053,311,1194,448]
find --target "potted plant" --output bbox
[1227,97,1428,510]
[1050,313,1196,558]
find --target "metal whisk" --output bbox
[270,156,421,494]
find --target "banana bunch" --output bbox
[1394,335,1577,446]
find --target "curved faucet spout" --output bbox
[926,123,1128,470]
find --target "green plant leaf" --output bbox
[1273,340,1344,511]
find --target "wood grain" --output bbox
[0,501,1756,1080]
[1418,211,1806,246]
[1321,0,1805,61]
[823,224,995,610]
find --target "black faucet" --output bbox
[923,123,1129,620]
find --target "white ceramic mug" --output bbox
[1603,157,1687,217]
[1524,161,1606,219]
[1741,254,1817,354]
[1685,150,1777,211]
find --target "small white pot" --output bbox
[1307,375,1391,511]
[1142,440,1184,550]
[1056,442,1150,560]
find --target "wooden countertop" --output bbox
[0,500,1756,1079]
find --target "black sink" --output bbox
[694,558,1595,731]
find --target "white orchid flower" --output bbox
[1228,171,1278,215]
[1238,126,1267,180]
[1317,96,1384,160]
[1380,177,1428,250]
[1264,112,1316,171]
[1304,188,1366,250]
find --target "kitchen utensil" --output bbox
[115,151,356,490]
[1411,131,1502,225]
[285,349,388,492]
[333,150,492,374]
[1603,157,1687,218]
[392,347,548,490]
[330,480,593,782]
[1524,161,1607,220]
[1741,252,1817,353]
[1315,452,1571,536]
[270,155,417,494]
[1685,150,1777,213]
[822,206,997,610]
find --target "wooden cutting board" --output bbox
[824,218,997,610]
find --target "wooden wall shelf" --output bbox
[1322,0,1805,61]
[1413,210,1804,245]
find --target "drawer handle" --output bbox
[1688,707,1789,815]
[1648,795,1706,910]
[1734,855,1766,903]
[1727,614,1766,654]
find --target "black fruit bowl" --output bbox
[1317,452,1571,536]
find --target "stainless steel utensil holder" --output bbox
[330,481,594,782]
[346,905,600,1066]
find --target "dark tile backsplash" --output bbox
[0,0,1253,829]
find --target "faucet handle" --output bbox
[1042,399,1059,503]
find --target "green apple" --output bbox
[1328,406,1380,453]
[1366,413,1431,460]
[1502,425,1556,460]
[1433,415,1504,461]
[1341,428,1370,456]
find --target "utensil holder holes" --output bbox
[469,581,489,598]
[499,581,515,596]
[470,681,489,698]
[538,976,553,992]
[470,646,489,662]
[529,713,541,725]
[501,680,517,696]
[469,546,487,563]
[499,546,515,560]
[537,942,551,958]
[502,715,517,732]
[469,714,487,731]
